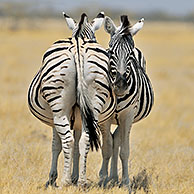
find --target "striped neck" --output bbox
[72,23,96,41]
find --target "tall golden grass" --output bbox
[0,20,194,194]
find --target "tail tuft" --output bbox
[79,89,101,151]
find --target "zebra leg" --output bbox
[71,129,81,184]
[98,121,112,187]
[77,131,90,186]
[119,111,134,188]
[46,127,62,188]
[108,125,120,185]
[53,115,74,186]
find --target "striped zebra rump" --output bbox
[133,67,154,122]
[28,38,75,127]
[130,47,154,123]
[81,40,116,124]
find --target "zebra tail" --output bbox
[74,28,100,150]
[78,86,101,151]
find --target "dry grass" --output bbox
[0,19,194,194]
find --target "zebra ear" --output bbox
[130,18,144,36]
[63,12,77,30]
[91,12,105,31]
[104,16,117,36]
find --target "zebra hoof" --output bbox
[98,179,103,187]
[119,178,130,188]
[77,180,91,189]
[71,175,78,185]
[45,180,58,189]
[98,177,109,188]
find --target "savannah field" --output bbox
[0,18,194,194]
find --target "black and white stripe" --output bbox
[28,12,116,187]
[100,15,154,187]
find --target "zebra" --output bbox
[98,15,154,187]
[28,12,116,187]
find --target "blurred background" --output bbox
[0,1,194,194]
[1,0,194,20]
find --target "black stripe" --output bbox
[42,54,65,72]
[42,58,70,79]
[83,40,97,44]
[101,92,108,98]
[139,78,150,120]
[96,94,106,104]
[136,47,142,66]
[51,79,64,83]
[101,89,115,114]
[116,93,137,113]
[89,54,108,65]
[99,103,117,123]
[47,95,61,103]
[53,40,73,44]
[88,60,108,75]
[44,74,54,82]
[135,77,144,117]
[95,80,111,92]
[41,86,64,93]
[117,73,136,104]
[35,58,69,108]
[28,76,52,119]
[86,47,109,58]
[44,92,56,98]
[57,130,71,136]
[43,47,69,61]
[30,72,45,110]
[144,77,154,118]
[54,124,69,128]
[52,109,62,113]
[28,104,52,122]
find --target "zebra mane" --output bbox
[75,13,88,39]
[120,15,132,36]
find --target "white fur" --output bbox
[63,12,76,30]
[130,18,144,36]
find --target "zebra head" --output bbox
[104,15,144,96]
[63,12,105,41]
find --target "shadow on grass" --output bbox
[130,169,151,194]
[37,169,152,193]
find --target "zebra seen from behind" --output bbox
[98,15,154,187]
[63,13,117,185]
[28,12,116,187]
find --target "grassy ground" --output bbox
[0,19,194,194]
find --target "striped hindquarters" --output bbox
[82,40,116,123]
[28,38,75,126]
[133,69,154,122]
